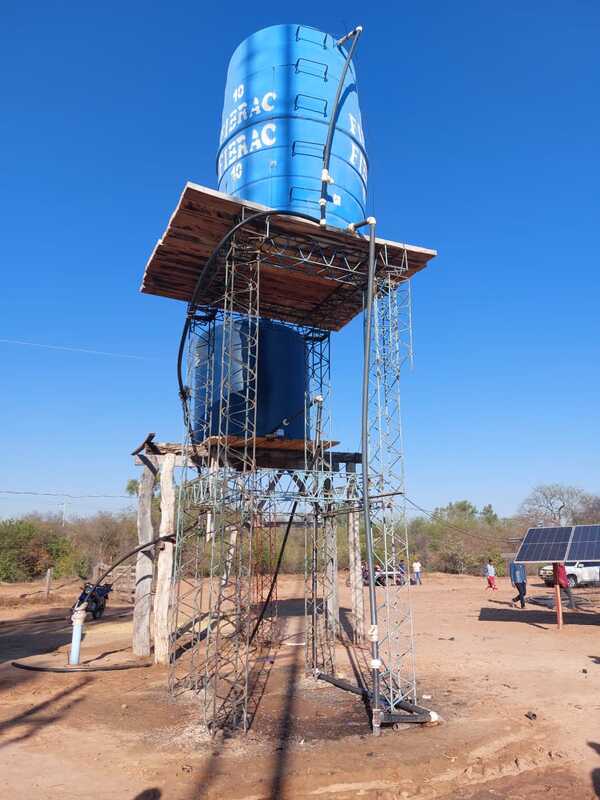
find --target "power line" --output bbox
[0,338,155,361]
[404,495,504,544]
[0,490,130,499]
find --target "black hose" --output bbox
[248,501,298,645]
[74,534,175,612]
[11,660,152,673]
[10,537,175,675]
[177,208,319,443]
[319,28,363,226]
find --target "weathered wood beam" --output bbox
[153,453,176,664]
[132,453,157,657]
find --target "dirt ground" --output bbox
[1,573,600,799]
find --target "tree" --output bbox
[480,504,499,525]
[572,493,600,524]
[519,484,588,525]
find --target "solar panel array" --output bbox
[514,524,600,563]
[514,527,573,563]
[568,525,600,561]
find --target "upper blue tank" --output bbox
[217,24,368,229]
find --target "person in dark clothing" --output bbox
[509,561,527,608]
[555,562,576,609]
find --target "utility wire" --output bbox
[0,338,155,361]
[0,490,130,499]
[403,495,506,544]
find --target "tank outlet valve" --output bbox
[319,198,327,207]
[321,168,334,184]
[367,216,377,226]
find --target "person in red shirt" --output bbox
[554,563,575,610]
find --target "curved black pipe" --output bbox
[319,28,362,225]
[12,660,152,673]
[176,208,319,442]
[75,534,176,612]
[248,500,298,646]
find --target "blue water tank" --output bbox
[193,320,307,441]
[217,24,368,229]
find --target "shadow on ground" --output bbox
[0,679,92,749]
[479,606,600,627]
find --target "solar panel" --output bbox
[566,525,600,561]
[514,527,573,563]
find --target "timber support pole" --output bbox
[153,452,177,664]
[132,447,158,657]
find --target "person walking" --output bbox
[412,559,422,585]
[485,559,498,590]
[509,560,527,608]
[555,562,576,610]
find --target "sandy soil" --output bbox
[1,573,600,799]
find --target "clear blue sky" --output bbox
[1,1,599,519]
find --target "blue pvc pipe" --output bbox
[69,609,85,665]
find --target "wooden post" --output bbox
[553,563,563,630]
[132,454,158,657]
[44,567,53,600]
[153,453,176,664]
[347,466,364,643]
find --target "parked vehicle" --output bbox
[362,563,407,586]
[539,561,600,588]
[71,582,113,619]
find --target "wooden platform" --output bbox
[140,183,437,331]
[133,435,360,471]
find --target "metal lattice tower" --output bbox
[149,191,437,735]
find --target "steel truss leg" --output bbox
[366,269,418,724]
[304,331,336,677]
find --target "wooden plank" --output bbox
[153,453,176,664]
[132,455,157,657]
[140,182,437,331]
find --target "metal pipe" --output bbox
[68,606,86,665]
[316,670,368,697]
[361,218,382,735]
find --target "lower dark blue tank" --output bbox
[193,320,306,440]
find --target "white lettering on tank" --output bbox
[237,102,248,125]
[261,91,277,112]
[220,90,277,144]
[231,162,243,180]
[232,83,244,102]
[227,140,237,164]
[350,142,368,182]
[348,113,365,145]
[236,134,247,160]
[250,129,262,152]
[261,123,276,146]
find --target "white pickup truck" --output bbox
[539,560,600,588]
